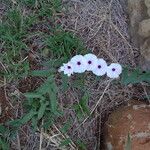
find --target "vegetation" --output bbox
[0,0,87,149]
[0,0,150,149]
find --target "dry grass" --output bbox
[57,0,149,149]
[1,0,149,150]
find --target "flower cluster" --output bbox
[58,54,122,78]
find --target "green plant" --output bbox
[45,31,86,59]
[0,0,89,149]
[0,125,10,150]
[8,74,60,130]
[121,67,150,85]
[73,93,90,120]
[125,133,131,150]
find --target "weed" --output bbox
[121,67,150,85]
[1,1,87,148]
[125,133,131,150]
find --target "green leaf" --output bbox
[20,110,37,125]
[36,76,54,94]
[79,93,90,115]
[49,91,57,114]
[48,78,58,114]
[121,68,139,85]
[24,92,42,99]
[73,104,84,120]
[42,110,62,129]
[43,117,54,129]
[125,133,131,150]
[139,72,150,82]
[59,138,71,147]
[73,93,90,120]
[0,125,8,135]
[7,119,22,127]
[31,116,38,131]
[61,74,69,92]
[60,120,72,134]
[0,138,9,150]
[29,70,51,77]
[76,139,87,150]
[121,67,150,85]
[71,77,85,90]
[37,102,48,120]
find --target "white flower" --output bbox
[84,53,98,71]
[58,62,74,76]
[58,66,65,72]
[92,58,107,76]
[106,63,122,78]
[70,55,87,73]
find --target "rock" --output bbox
[147,8,150,16]
[128,0,147,46]
[104,100,150,150]
[140,38,150,61]
[140,58,150,71]
[145,0,150,8]
[138,19,150,38]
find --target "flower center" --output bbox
[98,65,101,69]
[88,60,92,64]
[112,68,116,71]
[67,66,71,69]
[77,61,81,65]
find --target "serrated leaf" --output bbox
[36,76,54,94]
[24,92,42,99]
[49,91,57,114]
[79,93,90,115]
[7,119,22,127]
[29,70,51,77]
[37,82,51,94]
[31,116,38,131]
[37,102,48,120]
[61,74,69,92]
[47,78,58,114]
[20,110,37,125]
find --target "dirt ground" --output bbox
[0,0,150,150]
[60,0,149,148]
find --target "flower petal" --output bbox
[84,53,98,71]
[92,58,107,76]
[59,62,74,76]
[106,63,122,78]
[70,55,87,73]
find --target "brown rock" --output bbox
[138,19,150,38]
[147,8,150,16]
[128,0,147,46]
[140,38,150,61]
[104,100,150,150]
[145,0,150,8]
[140,58,150,71]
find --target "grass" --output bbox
[0,0,88,149]
[0,0,150,150]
